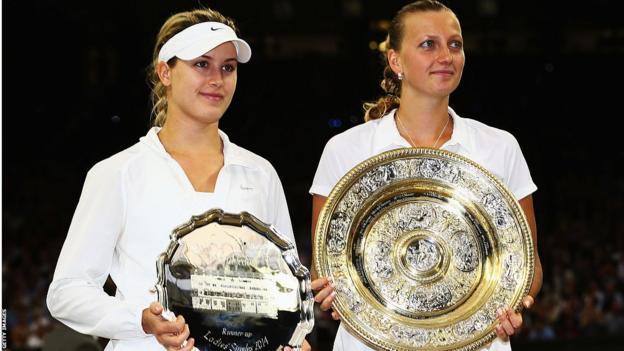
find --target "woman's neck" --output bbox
[395,93,452,147]
[158,116,225,193]
[158,116,223,158]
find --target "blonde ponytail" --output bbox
[364,64,401,121]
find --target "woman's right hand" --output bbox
[142,302,195,351]
[311,277,340,320]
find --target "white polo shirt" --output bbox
[310,107,537,351]
[47,127,296,351]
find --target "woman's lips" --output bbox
[199,92,224,101]
[431,70,454,76]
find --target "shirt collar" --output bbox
[442,106,474,154]
[141,127,258,170]
[372,109,411,154]
[372,107,474,154]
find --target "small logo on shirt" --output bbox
[240,185,254,191]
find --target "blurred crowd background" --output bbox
[3,0,624,350]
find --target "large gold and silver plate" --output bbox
[314,148,534,351]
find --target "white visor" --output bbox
[158,22,251,63]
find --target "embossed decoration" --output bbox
[314,148,534,351]
[155,209,314,351]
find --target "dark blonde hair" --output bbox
[364,0,454,121]
[148,8,238,127]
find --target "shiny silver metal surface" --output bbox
[156,209,314,350]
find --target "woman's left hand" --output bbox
[495,295,534,340]
[284,339,311,351]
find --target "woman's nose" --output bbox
[207,68,224,87]
[437,47,453,64]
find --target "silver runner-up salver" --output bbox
[314,148,535,351]
[155,209,314,351]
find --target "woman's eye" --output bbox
[194,61,209,68]
[420,39,434,49]
[450,40,463,49]
[222,64,236,73]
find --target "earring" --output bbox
[397,72,404,81]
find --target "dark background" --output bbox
[3,0,624,350]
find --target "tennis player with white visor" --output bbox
[47,8,309,351]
